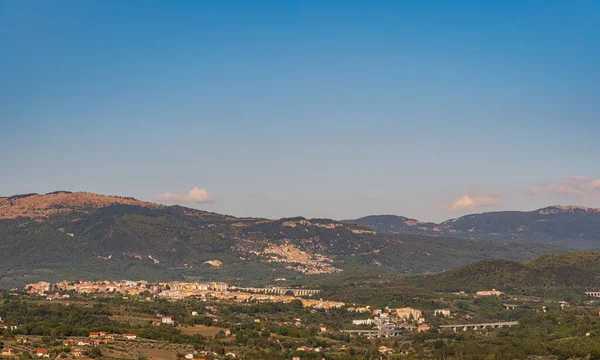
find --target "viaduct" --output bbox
[439,321,518,332]
[236,287,321,297]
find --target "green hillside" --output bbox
[401,252,600,295]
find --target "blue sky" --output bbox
[1,1,599,222]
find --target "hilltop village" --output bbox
[25,280,344,309]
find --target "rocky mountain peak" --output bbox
[538,205,600,215]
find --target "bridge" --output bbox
[585,291,600,297]
[439,321,518,332]
[236,287,321,297]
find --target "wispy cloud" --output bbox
[522,186,542,197]
[525,176,600,201]
[154,187,218,204]
[440,192,502,211]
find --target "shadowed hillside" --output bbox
[402,252,600,294]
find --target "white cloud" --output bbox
[440,193,502,211]
[154,187,218,204]
[527,176,600,201]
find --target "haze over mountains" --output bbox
[344,206,600,250]
[0,191,574,288]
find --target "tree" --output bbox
[86,347,102,358]
[290,299,303,309]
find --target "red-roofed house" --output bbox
[36,348,50,358]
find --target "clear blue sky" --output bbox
[1,1,599,222]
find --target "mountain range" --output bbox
[0,191,573,288]
[344,206,600,249]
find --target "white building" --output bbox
[476,289,504,296]
[393,307,422,321]
[211,282,229,291]
[162,316,175,325]
[435,309,451,317]
[352,319,375,325]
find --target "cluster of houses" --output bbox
[289,344,412,359]
[0,344,49,358]
[87,331,137,341]
[295,345,323,353]
[346,306,457,337]
[452,289,506,297]
[157,285,344,309]
[0,346,51,358]
[350,306,427,325]
[25,280,346,309]
[378,345,417,356]
[25,280,229,298]
[475,289,505,296]
[0,332,140,358]
[176,350,236,359]
[1,346,81,358]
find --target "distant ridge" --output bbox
[344,206,600,249]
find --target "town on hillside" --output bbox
[0,278,591,359]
